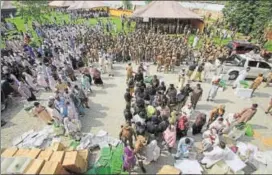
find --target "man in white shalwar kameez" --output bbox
[99,52,106,73]
[106,53,114,77]
[192,35,199,49]
[201,142,229,168]
[48,98,63,126]
[63,117,82,139]
[232,67,250,88]
[18,81,32,100]
[203,61,214,82]
[66,101,79,120]
[22,72,37,91]
[143,140,160,164]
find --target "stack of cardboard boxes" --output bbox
[1,142,89,174]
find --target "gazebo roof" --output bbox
[67,1,108,10]
[132,1,203,20]
[1,1,16,10]
[49,1,75,7]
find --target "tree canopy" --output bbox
[122,0,133,10]
[13,1,51,24]
[223,0,272,39]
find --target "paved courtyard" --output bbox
[1,63,272,173]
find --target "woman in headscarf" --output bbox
[18,81,36,101]
[33,102,54,125]
[90,67,103,86]
[176,115,189,139]
[37,71,49,90]
[192,113,206,135]
[160,103,171,118]
[81,73,92,93]
[181,103,193,120]
[22,72,37,91]
[123,146,136,173]
[48,75,57,91]
[163,125,177,151]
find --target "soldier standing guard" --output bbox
[164,53,171,73]
[156,52,163,72]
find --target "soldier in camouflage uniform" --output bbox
[164,53,171,74]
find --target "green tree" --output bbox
[223,0,272,39]
[145,0,152,4]
[122,0,133,10]
[13,1,51,24]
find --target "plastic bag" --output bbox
[245,124,254,137]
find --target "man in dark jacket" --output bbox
[124,88,132,106]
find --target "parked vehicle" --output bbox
[225,40,260,56]
[221,53,272,80]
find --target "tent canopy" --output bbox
[132,1,203,20]
[49,1,75,7]
[67,1,109,10]
[1,1,16,10]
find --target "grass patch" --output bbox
[264,40,272,51]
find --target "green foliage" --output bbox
[145,0,152,5]
[13,0,51,24]
[122,0,133,10]
[223,0,272,39]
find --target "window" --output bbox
[248,61,258,67]
[259,62,271,69]
[238,60,246,67]
[235,46,245,51]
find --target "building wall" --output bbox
[109,8,132,17]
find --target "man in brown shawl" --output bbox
[190,84,203,109]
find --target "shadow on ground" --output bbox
[81,101,109,133]
[254,92,271,98]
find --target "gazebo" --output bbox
[132,1,204,33]
[48,1,75,8]
[1,1,16,18]
[67,1,109,10]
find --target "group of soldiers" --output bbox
[75,23,230,74]
[136,21,198,35]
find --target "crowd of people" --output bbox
[1,11,272,173]
[70,9,109,19]
[120,61,263,171]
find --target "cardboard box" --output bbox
[50,142,65,151]
[13,148,30,157]
[62,151,86,173]
[78,149,89,173]
[50,151,65,164]
[157,165,181,174]
[24,159,45,174]
[1,147,18,157]
[78,149,89,162]
[37,149,53,161]
[40,161,68,174]
[25,148,41,159]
